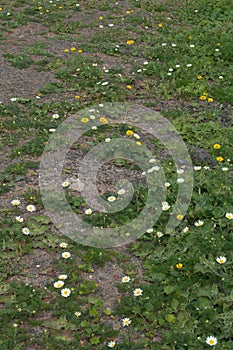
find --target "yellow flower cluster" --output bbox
[64,48,83,53]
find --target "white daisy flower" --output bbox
[105,138,111,142]
[22,227,30,236]
[11,199,21,206]
[225,213,233,220]
[117,189,126,195]
[133,133,140,139]
[165,182,171,187]
[122,317,131,327]
[107,340,116,348]
[177,169,184,174]
[206,336,217,346]
[221,167,229,171]
[162,201,170,211]
[58,274,68,280]
[62,181,70,188]
[216,256,227,264]
[16,216,24,223]
[146,228,154,233]
[62,252,71,259]
[54,280,65,288]
[52,113,60,119]
[182,226,189,233]
[85,208,93,215]
[61,288,71,297]
[177,178,185,183]
[26,204,36,212]
[107,196,116,202]
[194,166,202,171]
[74,311,81,317]
[59,242,68,248]
[147,166,160,173]
[121,275,131,283]
[157,231,164,237]
[194,220,204,227]
[133,288,143,296]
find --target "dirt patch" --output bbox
[0,58,58,104]
[7,249,58,288]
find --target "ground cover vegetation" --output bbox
[0,0,232,349]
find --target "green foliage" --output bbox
[0,0,232,348]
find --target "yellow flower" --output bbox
[99,117,108,124]
[216,156,224,162]
[38,6,43,10]
[126,40,135,45]
[126,85,132,89]
[81,117,89,123]
[70,47,76,51]
[158,23,163,27]
[176,214,184,221]
[78,49,83,53]
[197,75,202,80]
[126,10,131,14]
[208,97,214,102]
[213,143,221,149]
[200,95,207,101]
[176,263,183,269]
[45,9,50,13]
[126,130,134,136]
[136,141,142,146]
[64,49,69,53]
[99,16,103,20]
[75,95,80,99]
[58,6,63,9]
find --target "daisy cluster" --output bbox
[11,199,36,236]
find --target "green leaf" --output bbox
[165,314,175,323]
[171,299,179,310]
[164,285,176,294]
[197,288,211,298]
[104,308,111,315]
[29,215,51,225]
[90,337,100,345]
